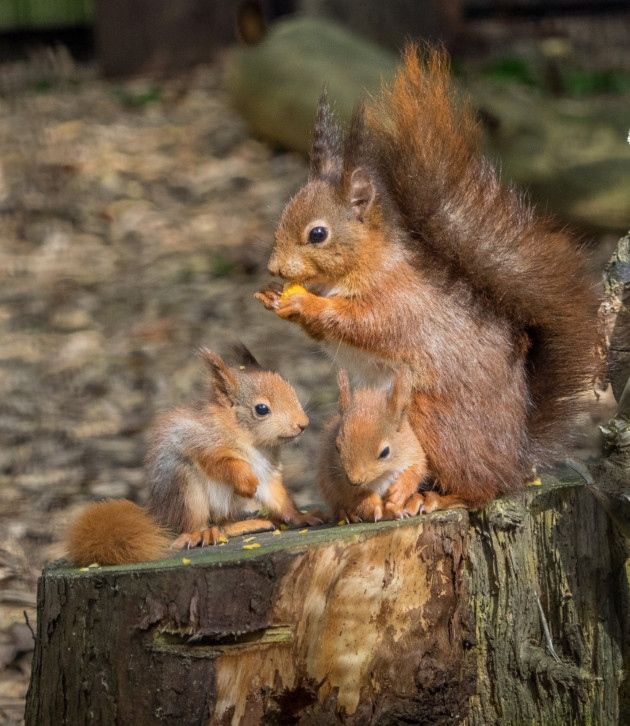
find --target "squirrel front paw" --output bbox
[255,284,323,323]
[254,284,282,311]
[348,494,387,523]
[233,471,259,499]
[385,492,424,519]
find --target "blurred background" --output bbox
[1,1,629,720]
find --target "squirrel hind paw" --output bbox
[171,527,222,551]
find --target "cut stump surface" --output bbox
[26,467,629,725]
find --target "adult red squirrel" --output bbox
[256,46,599,509]
[67,346,319,566]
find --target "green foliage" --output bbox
[563,68,630,97]
[113,86,163,110]
[0,0,92,31]
[209,254,235,279]
[482,57,540,88]
[482,56,630,97]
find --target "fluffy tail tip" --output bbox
[66,499,170,567]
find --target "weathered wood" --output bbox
[26,469,629,725]
[599,232,630,470]
[600,232,630,402]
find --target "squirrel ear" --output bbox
[310,88,342,181]
[337,369,351,413]
[199,348,238,404]
[387,372,412,428]
[349,167,376,221]
[228,342,262,370]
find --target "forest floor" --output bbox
[0,56,617,723]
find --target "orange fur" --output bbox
[66,499,170,567]
[171,518,277,549]
[261,45,599,509]
[66,347,319,566]
[195,448,259,499]
[222,518,276,537]
[368,46,600,457]
[263,473,322,525]
[318,374,428,521]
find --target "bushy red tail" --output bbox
[367,45,599,460]
[66,499,170,566]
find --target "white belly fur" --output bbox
[321,341,394,388]
[196,448,277,521]
[367,470,401,497]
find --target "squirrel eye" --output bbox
[308,226,328,244]
[254,403,271,417]
[378,446,390,460]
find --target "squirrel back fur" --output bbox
[365,46,599,460]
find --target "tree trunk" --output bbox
[25,468,629,725]
[599,232,630,469]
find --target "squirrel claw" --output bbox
[254,286,282,311]
[172,526,221,551]
[339,510,351,525]
[299,508,326,526]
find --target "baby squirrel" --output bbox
[319,370,440,523]
[256,45,599,509]
[67,346,320,566]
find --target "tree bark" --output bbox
[26,468,629,725]
[599,232,630,471]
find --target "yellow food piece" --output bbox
[88,563,100,568]
[280,283,308,301]
[181,557,192,565]
[243,535,256,542]
[529,477,543,487]
[218,535,228,544]
[79,567,89,572]
[337,520,347,527]
[272,529,282,536]
[298,529,309,535]
[243,543,261,550]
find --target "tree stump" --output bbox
[600,231,630,468]
[25,468,629,725]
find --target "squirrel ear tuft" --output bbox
[337,369,351,413]
[387,372,412,428]
[310,88,343,181]
[349,167,376,221]
[228,342,262,370]
[198,348,238,404]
